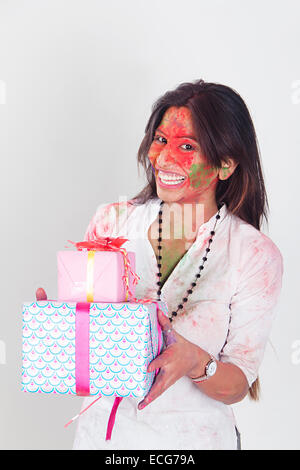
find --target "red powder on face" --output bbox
[148,106,218,198]
[148,107,198,171]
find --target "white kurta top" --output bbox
[73,198,283,450]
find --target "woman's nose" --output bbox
[156,146,177,166]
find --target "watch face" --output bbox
[207,360,217,377]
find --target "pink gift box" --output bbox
[57,250,136,303]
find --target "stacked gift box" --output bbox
[21,237,167,437]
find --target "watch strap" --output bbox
[190,355,216,383]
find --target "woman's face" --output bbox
[148,106,219,203]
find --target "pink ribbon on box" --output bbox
[105,301,163,440]
[69,238,129,251]
[75,302,90,396]
[65,299,165,438]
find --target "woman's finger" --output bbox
[148,344,178,372]
[163,327,177,347]
[138,369,167,409]
[157,309,178,347]
[147,350,170,372]
[157,308,171,329]
[36,288,47,301]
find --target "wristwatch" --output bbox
[190,355,217,383]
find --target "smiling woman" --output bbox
[71,79,283,450]
[148,106,235,207]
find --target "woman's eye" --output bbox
[153,136,195,150]
[154,135,166,144]
[181,143,195,151]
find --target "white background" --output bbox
[0,0,299,450]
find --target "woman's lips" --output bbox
[156,167,186,178]
[156,169,187,189]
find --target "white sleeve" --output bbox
[84,203,116,241]
[219,237,284,386]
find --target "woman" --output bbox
[37,79,283,450]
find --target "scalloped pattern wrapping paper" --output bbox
[21,301,167,398]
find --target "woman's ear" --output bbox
[218,158,238,181]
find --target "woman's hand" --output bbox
[36,287,47,301]
[137,309,210,410]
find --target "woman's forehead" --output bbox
[159,106,194,131]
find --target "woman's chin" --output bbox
[157,186,186,203]
[156,177,189,202]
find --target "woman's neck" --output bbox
[161,197,218,242]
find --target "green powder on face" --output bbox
[188,163,217,189]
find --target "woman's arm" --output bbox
[186,345,249,405]
[138,310,248,410]
[138,238,283,411]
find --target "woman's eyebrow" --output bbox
[155,128,198,141]
[176,135,197,141]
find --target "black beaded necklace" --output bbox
[156,200,224,322]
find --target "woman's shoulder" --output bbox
[93,197,157,222]
[84,198,158,240]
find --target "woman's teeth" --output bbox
[158,170,186,185]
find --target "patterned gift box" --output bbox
[21,300,167,398]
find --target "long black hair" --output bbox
[134,79,269,400]
[134,79,268,231]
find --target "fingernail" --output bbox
[138,403,145,410]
